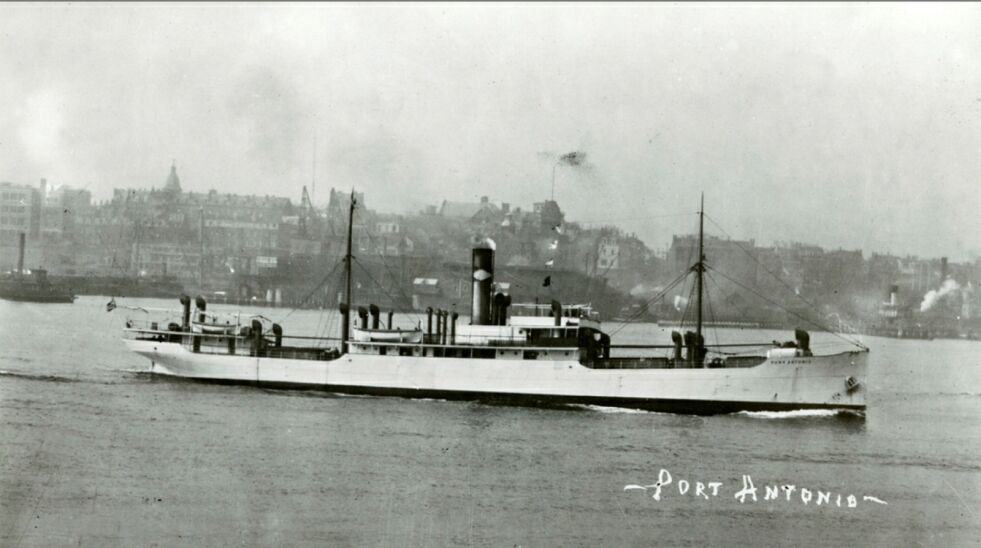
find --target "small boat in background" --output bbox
[0,233,75,303]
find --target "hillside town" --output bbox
[2,165,979,337]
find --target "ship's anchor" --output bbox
[844,376,861,392]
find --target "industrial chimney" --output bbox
[17,232,25,274]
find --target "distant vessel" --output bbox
[123,193,867,415]
[862,285,936,340]
[0,233,75,303]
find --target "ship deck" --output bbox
[127,327,776,370]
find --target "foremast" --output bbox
[341,189,356,354]
[684,193,707,366]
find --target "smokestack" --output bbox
[941,257,949,282]
[450,312,458,344]
[17,232,25,274]
[471,240,495,325]
[889,284,899,306]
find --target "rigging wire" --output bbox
[703,273,720,352]
[704,269,763,328]
[357,225,420,315]
[706,265,867,349]
[352,258,422,327]
[681,275,697,329]
[315,264,344,341]
[494,270,535,290]
[610,213,701,331]
[311,262,341,341]
[275,258,343,324]
[606,269,690,337]
[674,214,702,331]
[585,249,623,304]
[703,214,866,346]
[608,269,688,327]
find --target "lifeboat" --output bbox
[351,327,424,343]
[190,319,238,335]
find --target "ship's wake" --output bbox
[572,404,662,415]
[735,409,864,420]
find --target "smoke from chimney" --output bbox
[919,278,960,312]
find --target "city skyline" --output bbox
[2,4,979,260]
[3,166,971,268]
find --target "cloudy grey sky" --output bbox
[2,3,979,260]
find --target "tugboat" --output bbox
[0,233,75,303]
[122,192,868,415]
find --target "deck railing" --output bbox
[124,323,781,366]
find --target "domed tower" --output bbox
[164,161,182,195]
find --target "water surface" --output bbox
[1,296,979,546]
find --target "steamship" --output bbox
[122,193,868,415]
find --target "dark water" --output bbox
[1,296,979,547]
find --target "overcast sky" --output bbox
[2,3,979,260]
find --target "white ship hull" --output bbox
[124,339,867,414]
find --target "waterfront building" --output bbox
[0,182,37,241]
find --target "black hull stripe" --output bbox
[166,376,865,415]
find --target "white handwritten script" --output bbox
[624,468,887,508]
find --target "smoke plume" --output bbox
[919,278,960,312]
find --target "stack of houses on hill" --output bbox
[1,165,978,334]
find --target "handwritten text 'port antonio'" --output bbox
[624,468,887,508]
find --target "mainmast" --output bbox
[695,193,705,365]
[341,189,356,353]
[199,208,205,289]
